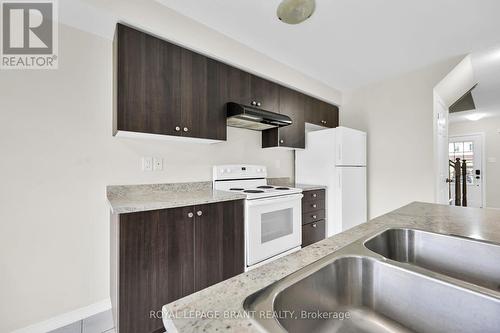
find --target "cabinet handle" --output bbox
[187,212,194,218]
[312,193,317,198]
[251,101,257,106]
[280,139,284,144]
[183,127,189,132]
[175,126,181,132]
[312,215,317,219]
[312,204,317,208]
[257,102,262,107]
[196,210,203,216]
[312,223,317,228]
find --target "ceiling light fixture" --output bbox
[465,113,486,121]
[277,0,316,25]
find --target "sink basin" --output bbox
[244,256,500,333]
[244,228,500,333]
[365,228,500,292]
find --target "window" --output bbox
[449,141,474,184]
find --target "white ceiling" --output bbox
[155,0,500,91]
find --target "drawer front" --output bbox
[302,189,325,202]
[302,220,326,247]
[302,209,325,225]
[302,199,325,213]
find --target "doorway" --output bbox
[448,134,484,208]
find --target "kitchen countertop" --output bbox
[107,182,246,214]
[162,202,500,332]
[267,178,327,191]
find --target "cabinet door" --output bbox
[180,49,211,139]
[119,207,195,333]
[278,86,305,149]
[323,103,339,128]
[250,75,280,112]
[305,97,339,128]
[194,200,245,291]
[117,24,181,136]
[226,63,251,105]
[302,220,326,247]
[207,61,251,140]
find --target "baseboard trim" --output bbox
[12,299,112,333]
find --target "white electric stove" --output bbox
[213,165,303,270]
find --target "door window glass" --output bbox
[449,141,474,184]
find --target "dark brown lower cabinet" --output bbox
[301,189,326,247]
[195,201,245,290]
[302,220,326,247]
[112,200,244,333]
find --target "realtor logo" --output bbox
[1,0,58,69]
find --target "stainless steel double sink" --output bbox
[244,228,500,333]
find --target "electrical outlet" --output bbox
[153,157,163,171]
[142,157,153,171]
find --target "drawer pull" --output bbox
[187,212,194,218]
[197,210,203,216]
[312,193,317,198]
[312,223,317,228]
[312,204,317,208]
[312,215,317,219]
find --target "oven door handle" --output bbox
[246,193,303,207]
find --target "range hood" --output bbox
[226,102,292,131]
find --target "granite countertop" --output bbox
[107,182,246,214]
[267,178,327,191]
[162,202,500,333]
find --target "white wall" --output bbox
[0,15,341,332]
[434,55,476,108]
[449,116,500,208]
[341,57,461,219]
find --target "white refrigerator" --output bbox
[296,127,367,237]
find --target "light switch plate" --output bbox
[153,157,163,171]
[142,157,153,171]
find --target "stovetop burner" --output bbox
[257,186,274,189]
[230,188,245,191]
[275,187,290,190]
[244,190,265,193]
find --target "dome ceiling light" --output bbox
[277,0,316,25]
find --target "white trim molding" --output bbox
[12,299,112,333]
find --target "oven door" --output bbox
[246,193,303,266]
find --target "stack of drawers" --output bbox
[301,189,326,247]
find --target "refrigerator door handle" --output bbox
[338,144,342,163]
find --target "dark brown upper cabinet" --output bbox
[115,24,226,141]
[116,24,181,137]
[250,75,280,112]
[115,23,340,145]
[305,96,339,128]
[207,60,250,138]
[262,86,305,149]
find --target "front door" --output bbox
[449,135,484,208]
